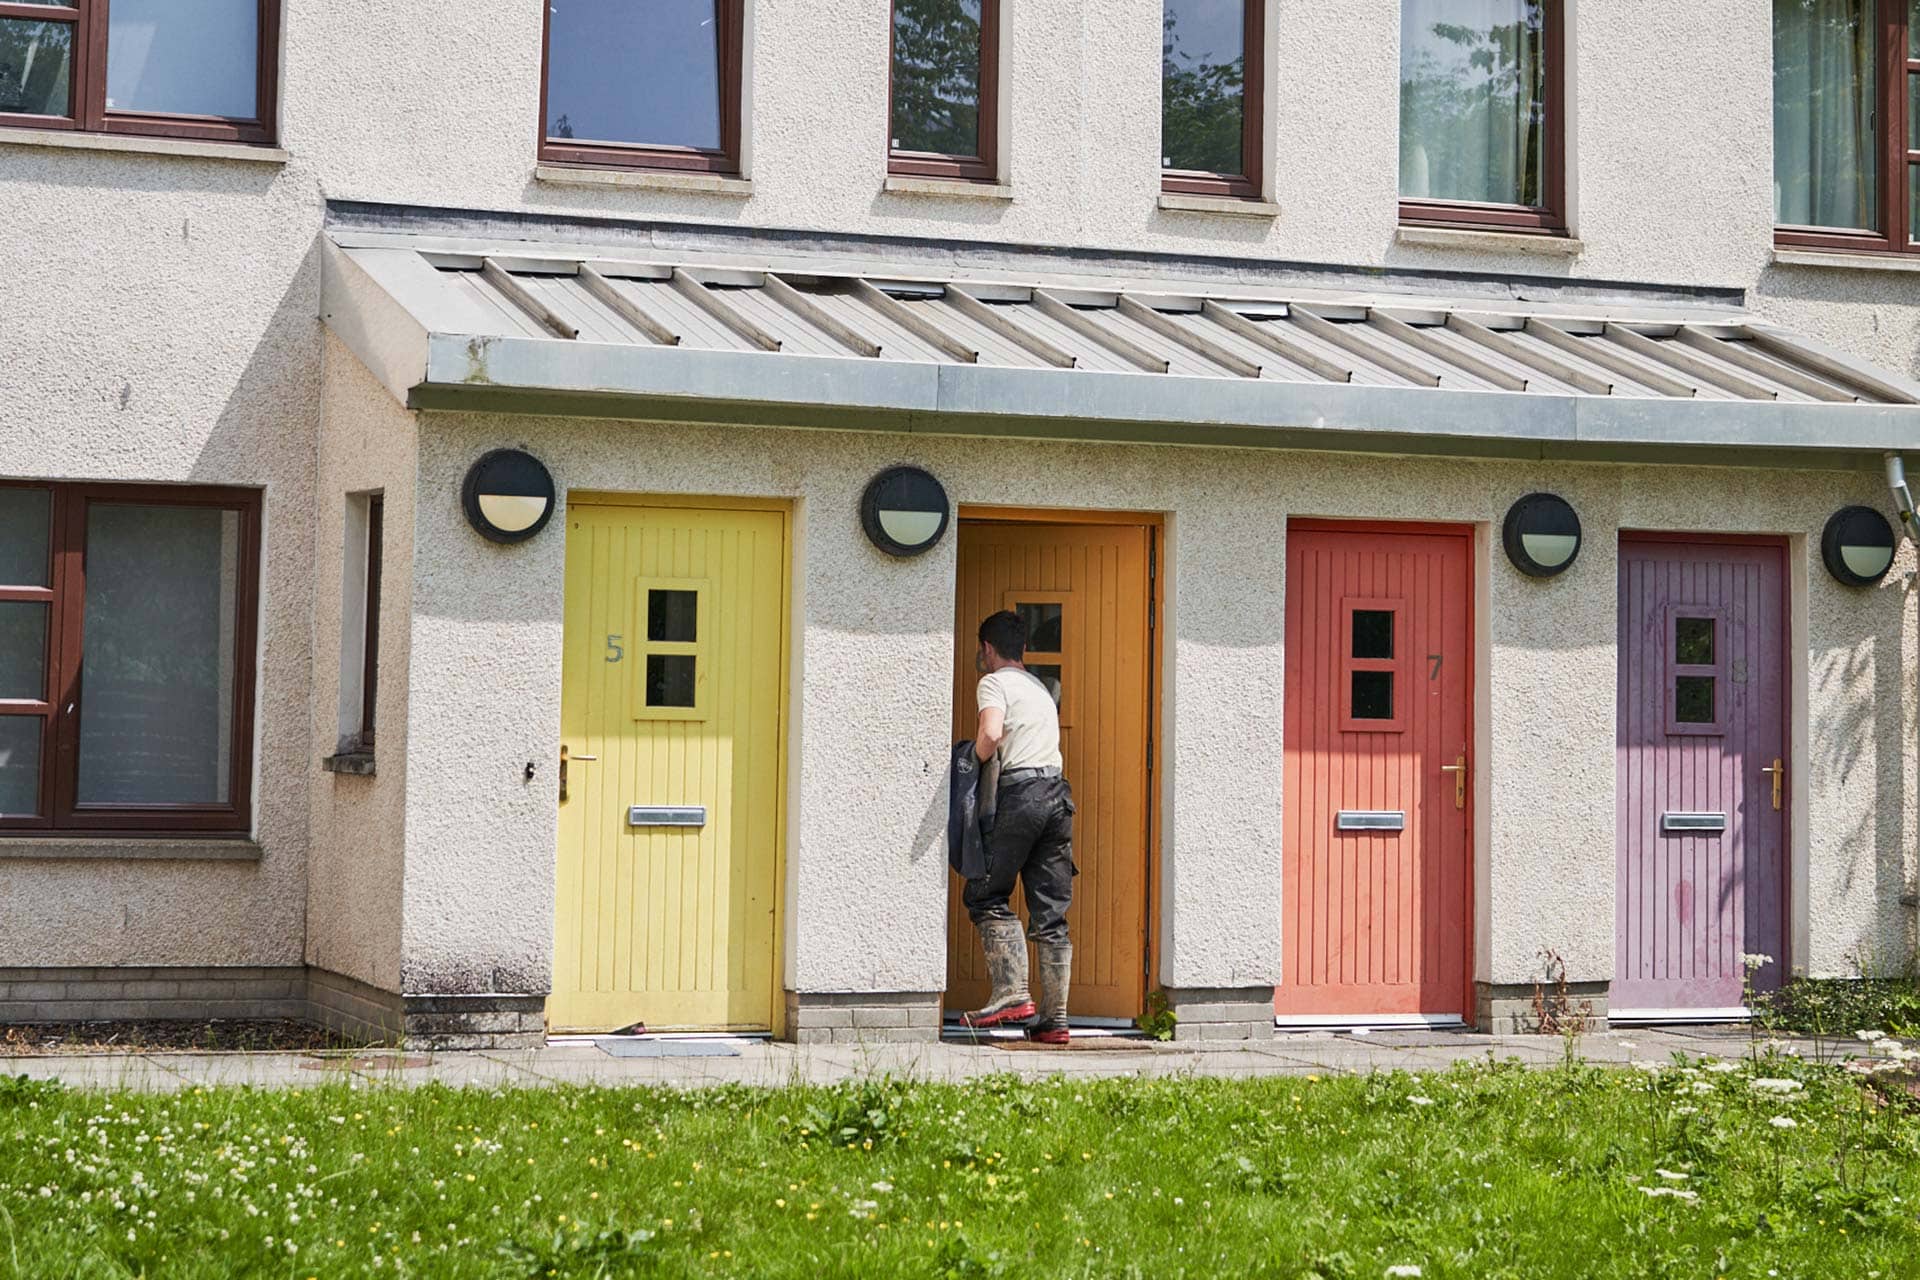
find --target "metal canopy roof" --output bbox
[322,230,1920,463]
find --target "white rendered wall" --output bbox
[4,0,1918,982]
[304,335,416,993]
[394,400,1914,999]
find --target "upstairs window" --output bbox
[1399,0,1565,232]
[1774,0,1920,253]
[1161,0,1264,197]
[0,0,279,144]
[890,0,999,181]
[541,0,744,173]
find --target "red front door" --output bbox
[1276,522,1474,1020]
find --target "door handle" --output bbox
[1438,754,1467,810]
[559,745,596,803]
[1760,758,1783,811]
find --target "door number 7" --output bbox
[1428,654,1443,680]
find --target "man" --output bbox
[959,610,1075,1045]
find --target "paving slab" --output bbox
[5,1054,189,1092]
[7,1025,1847,1093]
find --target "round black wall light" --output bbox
[860,465,950,558]
[462,449,556,544]
[1821,505,1896,586]
[1502,492,1582,578]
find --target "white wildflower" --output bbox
[1741,953,1774,970]
[1856,1029,1887,1043]
[1704,1060,1738,1074]
[1655,1169,1689,1182]
[1385,1268,1423,1278]
[1770,1116,1798,1130]
[1406,1096,1435,1107]
[1872,1038,1902,1056]
[1749,1078,1803,1094]
[871,1181,893,1193]
[1639,1186,1699,1200]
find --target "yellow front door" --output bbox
[553,499,788,1032]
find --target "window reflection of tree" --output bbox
[0,20,72,116]
[892,0,983,156]
[1161,4,1244,175]
[1400,1,1546,207]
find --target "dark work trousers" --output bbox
[962,774,1076,947]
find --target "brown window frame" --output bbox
[0,0,280,145]
[1397,0,1566,234]
[1775,2,1918,255]
[0,482,262,837]
[887,0,1000,183]
[536,0,745,175]
[1160,0,1265,200]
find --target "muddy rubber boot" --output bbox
[1029,941,1072,1045]
[960,919,1035,1029]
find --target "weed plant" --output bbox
[2,1053,1918,1278]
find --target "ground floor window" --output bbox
[0,483,261,835]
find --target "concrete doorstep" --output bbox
[1,1025,1838,1092]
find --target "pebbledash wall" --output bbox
[2,0,1918,1041]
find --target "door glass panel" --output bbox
[645,654,697,708]
[1675,616,1714,666]
[1400,0,1548,206]
[1675,675,1716,724]
[0,488,50,586]
[1352,609,1394,659]
[75,505,239,806]
[546,0,722,149]
[1772,0,1878,230]
[0,18,73,117]
[0,716,39,816]
[0,602,47,701]
[1351,670,1395,721]
[891,0,983,157]
[1027,662,1063,708]
[647,589,698,643]
[106,0,258,119]
[1015,601,1063,652]
[1162,0,1249,175]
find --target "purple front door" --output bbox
[1616,537,1787,1014]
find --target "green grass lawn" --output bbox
[3,1052,1917,1279]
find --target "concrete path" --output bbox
[2,1024,1843,1093]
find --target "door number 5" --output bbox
[606,634,624,663]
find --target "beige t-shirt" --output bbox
[977,668,1063,772]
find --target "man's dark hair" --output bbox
[978,610,1027,661]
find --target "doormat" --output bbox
[596,1039,742,1059]
[982,1037,1162,1053]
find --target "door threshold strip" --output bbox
[548,1031,773,1046]
[1274,1015,1467,1031]
[942,1026,1145,1041]
[1608,1008,1753,1024]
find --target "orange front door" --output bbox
[1275,522,1473,1020]
[946,518,1154,1020]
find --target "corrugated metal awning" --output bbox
[321,230,1920,462]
